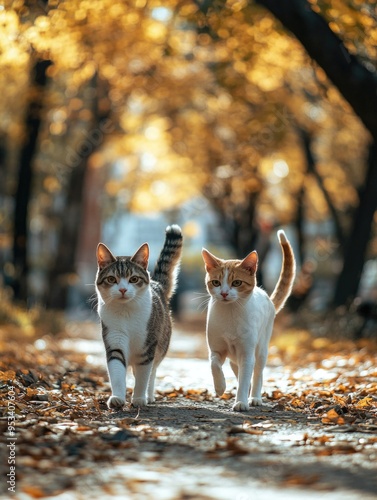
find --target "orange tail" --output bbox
[270,230,296,313]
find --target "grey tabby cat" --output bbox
[96,225,183,409]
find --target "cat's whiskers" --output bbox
[106,293,129,307]
[127,292,146,307]
[198,297,211,312]
[84,283,100,311]
[87,293,98,311]
[234,297,248,311]
[191,292,210,312]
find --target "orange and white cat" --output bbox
[202,230,295,412]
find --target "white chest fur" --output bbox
[207,288,275,349]
[98,288,152,364]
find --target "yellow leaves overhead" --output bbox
[0,8,31,136]
[1,0,373,220]
[310,0,377,63]
[144,18,168,42]
[101,110,203,213]
[10,0,173,88]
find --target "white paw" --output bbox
[232,401,249,412]
[131,397,148,407]
[249,397,263,406]
[107,395,125,409]
[148,395,156,404]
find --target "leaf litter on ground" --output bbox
[0,320,376,499]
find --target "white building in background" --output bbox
[102,211,171,266]
[101,197,230,268]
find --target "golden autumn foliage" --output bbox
[0,0,373,221]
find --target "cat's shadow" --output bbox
[106,398,304,428]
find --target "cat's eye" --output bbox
[211,280,221,287]
[232,280,242,287]
[129,276,139,284]
[106,276,117,284]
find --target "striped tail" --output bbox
[270,230,296,314]
[152,225,183,300]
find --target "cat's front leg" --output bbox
[132,363,153,407]
[147,365,158,403]
[107,358,127,409]
[249,349,268,407]
[233,356,253,412]
[210,351,226,396]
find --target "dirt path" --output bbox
[1,321,377,499]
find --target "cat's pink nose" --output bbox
[221,291,228,298]
[119,288,127,295]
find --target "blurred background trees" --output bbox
[0,0,376,328]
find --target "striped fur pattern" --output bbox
[152,224,183,300]
[202,230,295,412]
[96,225,183,410]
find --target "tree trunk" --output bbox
[12,59,51,302]
[298,128,346,251]
[46,155,89,309]
[255,0,377,142]
[46,76,111,309]
[207,188,260,259]
[294,182,305,267]
[333,142,377,306]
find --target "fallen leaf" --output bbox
[0,370,16,381]
[356,397,373,408]
[290,398,305,408]
[21,485,46,498]
[220,392,234,400]
[321,408,345,425]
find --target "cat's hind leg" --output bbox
[210,351,226,396]
[147,364,158,403]
[230,361,253,402]
[230,361,238,379]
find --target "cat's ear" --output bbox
[131,243,149,269]
[202,248,221,272]
[239,251,258,274]
[97,243,116,269]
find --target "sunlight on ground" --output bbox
[57,327,237,393]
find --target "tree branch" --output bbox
[254,0,377,141]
